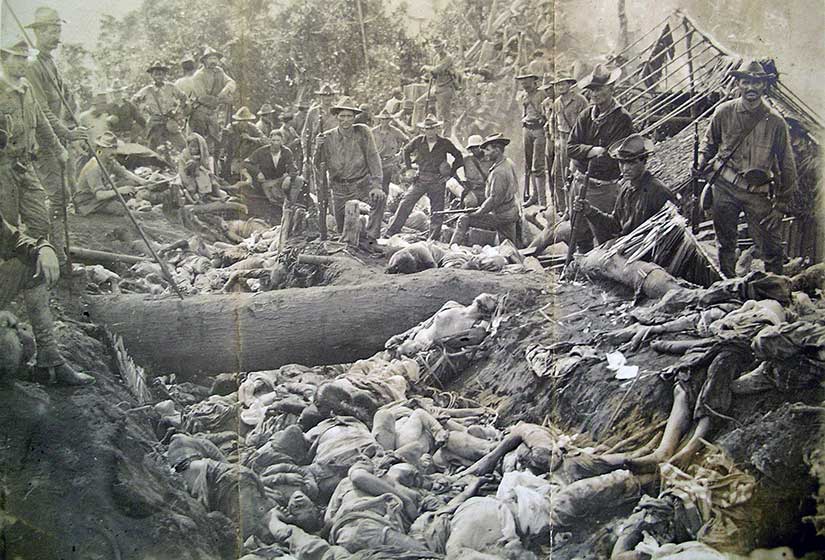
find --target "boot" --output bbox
[23,284,95,386]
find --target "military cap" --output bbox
[330,97,362,115]
[578,64,621,90]
[417,114,443,129]
[480,133,510,149]
[515,66,540,80]
[607,134,655,161]
[257,103,281,116]
[26,7,66,28]
[551,69,578,86]
[314,83,338,96]
[375,108,393,120]
[729,59,776,81]
[232,106,257,121]
[200,46,223,61]
[0,39,30,57]
[466,134,484,149]
[95,131,120,149]
[146,60,170,73]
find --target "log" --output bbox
[69,247,149,265]
[86,269,543,380]
[279,203,294,252]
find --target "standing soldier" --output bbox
[132,60,188,151]
[567,65,634,254]
[314,97,385,241]
[384,114,464,241]
[460,134,491,208]
[292,101,310,139]
[279,112,303,171]
[371,108,409,193]
[301,83,338,185]
[0,39,93,385]
[188,46,237,156]
[515,68,548,207]
[174,54,197,96]
[422,40,459,137]
[393,98,416,136]
[549,69,588,216]
[25,6,88,270]
[695,59,797,277]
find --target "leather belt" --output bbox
[332,175,368,186]
[573,169,617,187]
[712,161,771,195]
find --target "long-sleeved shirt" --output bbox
[189,67,236,109]
[517,88,547,122]
[132,82,187,118]
[301,105,338,167]
[0,210,49,265]
[371,124,409,162]
[0,78,62,161]
[26,51,73,143]
[317,124,382,188]
[402,135,463,178]
[429,53,456,91]
[75,158,142,215]
[463,154,491,189]
[585,170,676,241]
[567,99,634,182]
[244,145,298,181]
[479,156,519,220]
[552,91,589,138]
[108,99,146,135]
[700,98,797,204]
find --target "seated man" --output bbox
[223,106,266,178]
[386,293,498,356]
[461,135,492,208]
[178,132,223,203]
[242,129,305,224]
[0,211,93,385]
[573,134,676,243]
[77,90,113,145]
[450,134,520,246]
[74,132,150,216]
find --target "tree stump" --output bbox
[341,200,362,247]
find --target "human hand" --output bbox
[572,197,590,215]
[368,188,386,206]
[119,185,137,196]
[279,473,304,486]
[68,127,88,143]
[759,205,786,230]
[256,172,266,183]
[35,246,60,287]
[315,134,326,148]
[589,146,607,158]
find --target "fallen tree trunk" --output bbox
[69,247,149,265]
[86,269,543,379]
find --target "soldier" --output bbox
[461,134,491,208]
[422,39,459,136]
[188,46,237,155]
[567,64,634,253]
[77,90,113,145]
[393,98,416,136]
[132,60,187,151]
[0,39,93,385]
[75,132,149,216]
[515,68,548,207]
[25,7,88,269]
[573,134,676,244]
[548,69,588,216]
[279,112,303,171]
[174,54,197,96]
[383,88,404,115]
[222,106,265,179]
[244,129,305,223]
[695,60,797,277]
[292,101,309,138]
[300,83,338,183]
[450,134,520,246]
[107,80,146,144]
[371,108,409,193]
[384,114,464,241]
[314,97,385,241]
[255,103,282,137]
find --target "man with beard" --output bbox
[695,59,797,277]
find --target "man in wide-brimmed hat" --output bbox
[25,7,88,270]
[573,133,675,243]
[384,114,464,240]
[515,68,549,207]
[255,103,283,137]
[314,97,385,242]
[75,131,148,217]
[461,134,492,208]
[188,45,236,154]
[695,58,796,277]
[567,64,634,253]
[174,54,197,96]
[0,37,92,387]
[301,83,339,183]
[222,106,265,178]
[422,39,459,136]
[371,108,409,193]
[450,134,520,246]
[547,68,588,215]
[77,90,113,145]
[132,60,188,150]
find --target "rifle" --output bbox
[563,162,592,275]
[690,120,703,233]
[59,165,72,272]
[317,162,329,240]
[424,75,433,116]
[432,207,479,216]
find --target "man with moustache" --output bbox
[549,69,588,215]
[188,46,237,155]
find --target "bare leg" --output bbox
[670,416,712,467]
[459,434,523,476]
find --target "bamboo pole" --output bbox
[355,0,370,79]
[617,41,713,104]
[612,26,695,88]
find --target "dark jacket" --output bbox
[567,100,634,182]
[245,145,299,181]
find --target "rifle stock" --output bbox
[564,164,591,270]
[317,162,329,240]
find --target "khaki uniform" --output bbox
[551,90,588,213]
[188,67,237,153]
[0,77,67,368]
[132,81,187,150]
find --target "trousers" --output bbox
[450,212,518,246]
[330,177,385,240]
[569,174,619,252]
[385,178,446,240]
